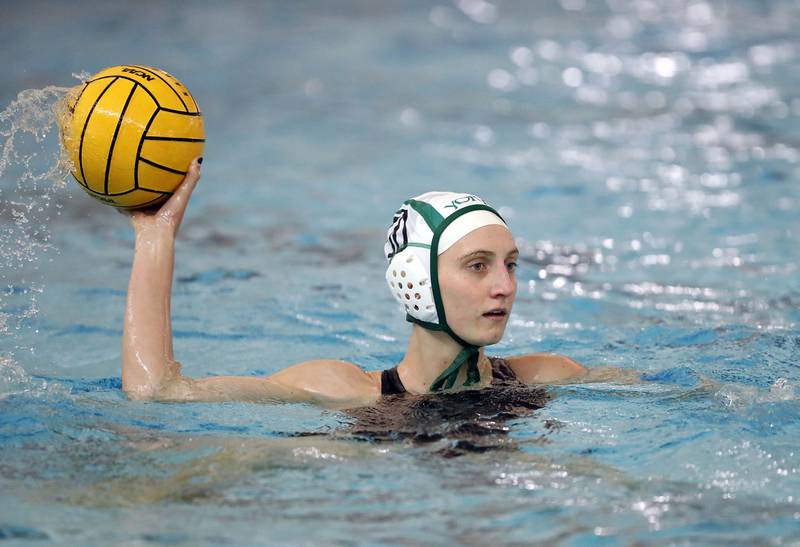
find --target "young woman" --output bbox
[122,158,587,409]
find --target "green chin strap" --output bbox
[402,202,504,393]
[406,314,481,392]
[430,345,481,391]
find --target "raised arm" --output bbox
[121,159,380,407]
[121,158,202,399]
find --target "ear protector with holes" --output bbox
[384,192,508,390]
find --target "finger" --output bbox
[159,157,203,225]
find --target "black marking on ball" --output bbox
[104,82,138,196]
[77,77,118,188]
[142,136,205,143]
[138,156,188,176]
[134,108,160,191]
[129,65,191,112]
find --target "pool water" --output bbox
[1,0,799,544]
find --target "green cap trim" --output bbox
[405,199,445,231]
[406,242,431,250]
[405,314,444,331]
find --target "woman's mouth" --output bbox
[483,309,508,320]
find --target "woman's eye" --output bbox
[506,262,518,272]
[468,262,486,272]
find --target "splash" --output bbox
[0,85,74,384]
[713,377,796,410]
[0,354,67,400]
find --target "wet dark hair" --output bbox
[343,381,551,457]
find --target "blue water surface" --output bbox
[1,0,799,544]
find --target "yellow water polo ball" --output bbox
[59,65,205,209]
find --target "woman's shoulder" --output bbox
[498,353,588,384]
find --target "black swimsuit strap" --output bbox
[381,367,407,395]
[380,357,519,395]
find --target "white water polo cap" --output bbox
[384,191,507,332]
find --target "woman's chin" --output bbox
[465,326,507,347]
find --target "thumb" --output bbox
[159,157,203,227]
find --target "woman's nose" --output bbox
[490,265,516,297]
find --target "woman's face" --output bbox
[437,224,518,346]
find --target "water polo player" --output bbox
[121,159,587,407]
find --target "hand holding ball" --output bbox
[59,65,205,209]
